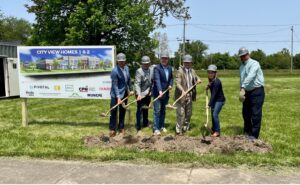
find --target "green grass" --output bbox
[0,70,300,167]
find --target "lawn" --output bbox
[0,70,299,167]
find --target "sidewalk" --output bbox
[0,158,299,184]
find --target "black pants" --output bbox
[109,93,128,131]
[136,95,151,130]
[243,86,265,138]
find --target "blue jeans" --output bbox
[136,95,151,130]
[211,101,224,133]
[243,86,265,138]
[153,96,169,131]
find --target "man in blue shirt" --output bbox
[238,47,265,140]
[152,51,173,136]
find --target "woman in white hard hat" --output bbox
[206,64,225,137]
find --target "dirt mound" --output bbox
[82,134,272,154]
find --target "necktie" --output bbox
[187,69,192,89]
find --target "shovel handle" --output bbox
[105,95,130,115]
[205,89,209,126]
[151,87,170,104]
[124,96,145,108]
[172,83,198,106]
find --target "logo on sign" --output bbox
[65,85,74,92]
[87,94,102,97]
[79,86,88,92]
[99,87,111,91]
[26,91,34,96]
[30,85,50,89]
[88,87,96,92]
[69,92,82,98]
[54,85,61,91]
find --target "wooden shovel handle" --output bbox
[105,95,130,115]
[205,89,209,126]
[172,83,198,106]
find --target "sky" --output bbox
[1,0,300,56]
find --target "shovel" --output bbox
[166,83,199,110]
[142,87,171,109]
[200,89,213,139]
[122,96,145,110]
[100,94,130,117]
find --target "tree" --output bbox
[144,0,190,27]
[250,49,266,68]
[264,48,290,69]
[152,32,170,58]
[206,52,239,70]
[293,53,300,69]
[174,40,208,69]
[0,10,32,44]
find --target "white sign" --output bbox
[18,46,115,99]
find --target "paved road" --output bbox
[0,158,299,184]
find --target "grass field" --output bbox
[0,70,299,167]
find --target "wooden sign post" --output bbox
[21,98,28,127]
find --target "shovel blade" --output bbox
[200,125,211,138]
[100,113,108,117]
[166,104,177,110]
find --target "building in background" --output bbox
[0,42,19,98]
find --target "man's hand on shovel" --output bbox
[166,83,199,110]
[122,91,135,108]
[239,88,246,102]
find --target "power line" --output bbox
[165,23,300,27]
[294,32,300,42]
[189,25,288,36]
[169,39,300,43]
[187,23,300,27]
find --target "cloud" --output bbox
[20,48,32,55]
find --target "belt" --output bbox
[246,86,263,92]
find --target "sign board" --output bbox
[17,46,115,99]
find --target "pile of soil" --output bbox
[82,133,272,154]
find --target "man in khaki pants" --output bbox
[175,54,201,135]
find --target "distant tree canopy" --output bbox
[174,42,298,70]
[0,11,32,44]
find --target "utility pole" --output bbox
[181,9,188,67]
[291,26,294,73]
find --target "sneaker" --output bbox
[183,126,187,132]
[161,127,167,133]
[153,130,161,136]
[247,135,256,142]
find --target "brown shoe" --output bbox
[120,129,125,135]
[211,132,220,137]
[109,130,116,137]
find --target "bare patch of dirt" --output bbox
[82,133,272,154]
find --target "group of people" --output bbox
[108,47,265,141]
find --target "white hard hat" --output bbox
[207,64,217,72]
[116,53,126,61]
[141,56,151,64]
[238,47,249,57]
[160,51,169,58]
[183,54,192,63]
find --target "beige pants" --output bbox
[176,94,193,133]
